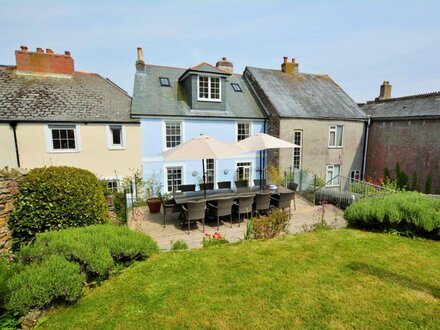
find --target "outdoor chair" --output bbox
[233,194,255,226]
[180,184,196,192]
[270,191,295,220]
[253,192,271,216]
[207,197,235,230]
[199,182,214,191]
[287,181,298,210]
[217,181,231,189]
[253,179,267,188]
[234,180,249,188]
[181,200,207,234]
[158,192,181,228]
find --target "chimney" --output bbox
[136,47,145,72]
[216,57,233,73]
[281,56,299,74]
[15,46,74,75]
[375,81,392,101]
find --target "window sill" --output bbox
[197,98,222,103]
[108,146,126,150]
[328,146,343,149]
[48,149,80,154]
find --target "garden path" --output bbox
[128,196,346,250]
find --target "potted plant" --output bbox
[145,172,162,213]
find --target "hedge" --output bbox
[344,192,440,239]
[8,166,108,245]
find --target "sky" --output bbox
[0,0,439,102]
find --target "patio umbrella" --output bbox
[161,135,245,197]
[234,133,299,189]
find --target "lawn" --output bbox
[39,229,440,329]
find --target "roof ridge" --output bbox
[146,63,186,70]
[366,91,440,104]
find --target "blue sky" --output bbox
[1,0,439,102]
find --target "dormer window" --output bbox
[159,77,170,86]
[198,76,221,101]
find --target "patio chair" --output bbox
[199,182,214,191]
[181,200,207,234]
[270,191,295,220]
[180,184,196,192]
[253,179,267,188]
[287,181,298,210]
[158,192,181,228]
[217,181,231,189]
[233,194,255,226]
[207,196,235,230]
[253,192,271,216]
[234,180,248,188]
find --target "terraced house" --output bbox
[131,49,266,192]
[244,57,367,184]
[0,46,141,188]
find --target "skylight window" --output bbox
[231,83,242,92]
[159,77,170,87]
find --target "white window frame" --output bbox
[293,130,303,170]
[326,164,341,187]
[45,124,81,153]
[106,125,126,150]
[162,120,184,151]
[204,159,216,185]
[164,165,184,193]
[236,122,252,142]
[235,161,252,185]
[197,75,221,102]
[328,125,344,148]
[350,170,361,182]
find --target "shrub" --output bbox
[114,191,126,222]
[9,166,108,246]
[0,259,9,307]
[425,175,432,194]
[202,232,229,248]
[18,225,158,279]
[170,240,188,251]
[6,255,84,314]
[344,192,440,239]
[395,163,408,190]
[252,209,289,239]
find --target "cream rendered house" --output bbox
[0,46,141,189]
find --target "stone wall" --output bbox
[0,170,25,256]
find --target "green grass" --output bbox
[39,229,440,329]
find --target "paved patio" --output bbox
[128,195,346,250]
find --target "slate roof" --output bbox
[179,62,230,80]
[0,65,135,123]
[360,92,440,120]
[131,64,265,119]
[244,66,366,121]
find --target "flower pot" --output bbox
[147,198,161,213]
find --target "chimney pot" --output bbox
[292,58,296,63]
[376,81,392,101]
[137,47,144,62]
[46,49,54,54]
[64,51,71,56]
[222,57,226,61]
[20,46,28,52]
[36,48,44,53]
[283,56,288,65]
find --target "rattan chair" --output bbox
[158,192,181,228]
[253,192,271,216]
[207,197,235,230]
[287,181,298,210]
[180,184,196,192]
[253,179,267,188]
[181,200,206,234]
[271,191,295,219]
[234,180,249,188]
[199,182,214,191]
[233,194,255,226]
[217,181,231,189]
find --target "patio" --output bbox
[128,195,347,250]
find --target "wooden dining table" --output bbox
[172,186,292,204]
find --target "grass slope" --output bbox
[40,229,440,329]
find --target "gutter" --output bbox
[361,115,371,179]
[9,121,20,167]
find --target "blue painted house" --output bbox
[131,49,266,192]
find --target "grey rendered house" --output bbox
[361,81,440,193]
[131,50,266,192]
[244,57,367,184]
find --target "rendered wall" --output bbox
[0,123,18,168]
[15,123,141,178]
[278,119,365,180]
[366,119,440,193]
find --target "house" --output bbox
[243,57,367,184]
[0,46,141,189]
[131,49,266,192]
[361,81,440,193]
